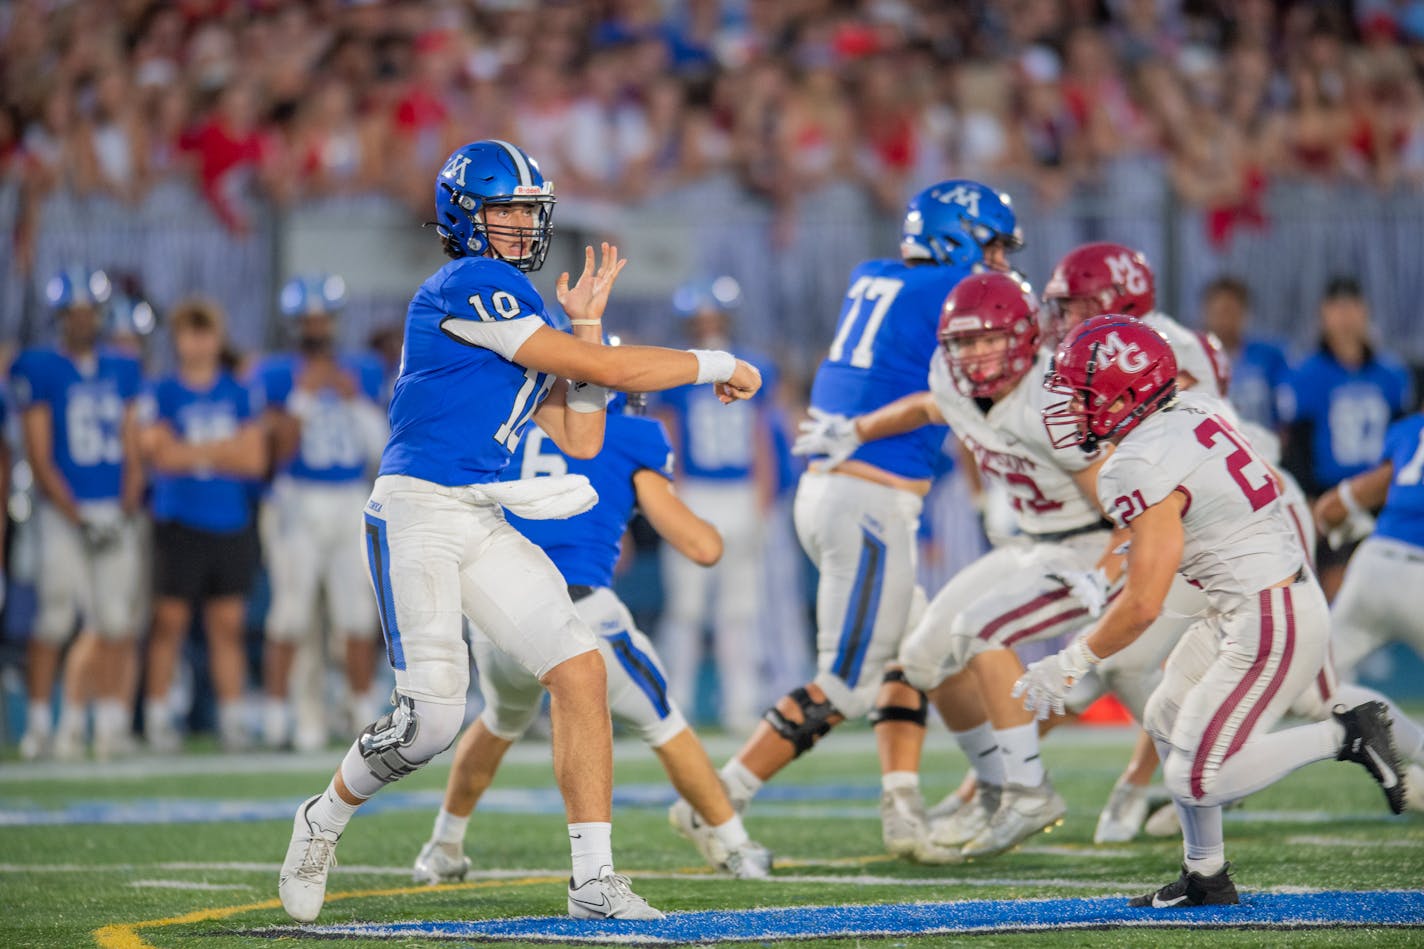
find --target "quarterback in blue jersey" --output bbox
[279,139,761,924]
[257,275,388,751]
[1314,411,1424,811]
[675,179,1023,858]
[655,278,779,735]
[12,269,146,762]
[411,395,773,884]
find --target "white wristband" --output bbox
[570,320,602,326]
[690,349,737,385]
[566,381,608,413]
[1069,637,1103,668]
[1339,479,1363,518]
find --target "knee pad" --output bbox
[868,668,928,728]
[764,687,838,757]
[1142,689,1178,748]
[356,695,463,784]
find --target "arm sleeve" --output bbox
[439,315,544,361]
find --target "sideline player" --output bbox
[654,277,776,734]
[671,180,1024,862]
[1017,315,1405,906]
[798,273,1123,861]
[12,269,144,761]
[412,391,771,884]
[257,275,387,749]
[277,139,761,923]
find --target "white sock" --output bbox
[952,723,1004,786]
[996,723,1045,787]
[710,813,750,852]
[569,821,613,885]
[1177,802,1225,876]
[720,759,763,808]
[95,699,128,738]
[145,699,170,733]
[307,779,362,835]
[26,701,51,735]
[432,807,470,845]
[882,770,919,793]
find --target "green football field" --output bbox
[2,725,1421,948]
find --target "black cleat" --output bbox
[1335,701,1407,815]
[1129,863,1239,908]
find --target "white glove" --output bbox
[1324,509,1375,551]
[793,407,861,468]
[1012,638,1102,721]
[1050,568,1110,618]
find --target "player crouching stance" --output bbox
[278,140,761,923]
[412,392,770,884]
[1016,315,1407,907]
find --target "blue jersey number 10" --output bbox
[826,276,904,369]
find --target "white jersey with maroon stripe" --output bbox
[929,348,1103,537]
[1098,390,1304,610]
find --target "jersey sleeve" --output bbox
[1097,441,1183,528]
[437,259,551,361]
[627,417,676,480]
[258,358,294,408]
[9,351,48,409]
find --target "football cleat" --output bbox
[1094,781,1150,844]
[723,840,773,879]
[146,718,182,755]
[926,787,969,823]
[52,726,86,762]
[18,729,49,762]
[880,786,964,865]
[930,781,1001,848]
[567,867,663,920]
[960,780,1066,859]
[1129,862,1238,908]
[1335,701,1406,815]
[412,839,471,885]
[668,797,728,869]
[279,795,341,922]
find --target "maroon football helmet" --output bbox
[1042,314,1178,451]
[1042,242,1156,347]
[939,272,1041,399]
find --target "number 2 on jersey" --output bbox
[827,276,904,369]
[1195,415,1279,511]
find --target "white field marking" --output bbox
[1286,835,1423,849]
[128,880,254,891]
[0,727,1141,784]
[1222,809,1401,824]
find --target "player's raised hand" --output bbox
[715,358,762,404]
[556,242,627,325]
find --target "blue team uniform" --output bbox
[380,257,562,486]
[505,413,674,587]
[1280,348,1414,493]
[657,354,774,481]
[1228,338,1291,430]
[9,346,142,501]
[258,353,386,482]
[1375,413,1424,549]
[145,373,260,532]
[808,259,965,479]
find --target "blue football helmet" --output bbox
[672,275,742,317]
[46,268,112,313]
[900,180,1023,269]
[280,274,348,319]
[107,294,158,338]
[433,140,555,272]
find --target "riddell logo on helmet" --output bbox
[513,185,547,196]
[1097,331,1150,373]
[945,315,983,333]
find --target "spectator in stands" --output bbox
[1199,276,1291,432]
[1280,276,1416,595]
[139,298,267,752]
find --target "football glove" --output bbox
[793,407,861,468]
[1012,638,1102,721]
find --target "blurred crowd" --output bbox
[7,0,1424,257]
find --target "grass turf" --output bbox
[1,726,1421,948]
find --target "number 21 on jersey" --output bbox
[827,276,904,369]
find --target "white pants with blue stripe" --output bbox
[361,475,598,706]
[473,587,688,748]
[794,470,926,720]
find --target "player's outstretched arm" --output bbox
[854,391,944,443]
[633,468,723,566]
[1315,460,1393,530]
[513,330,761,403]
